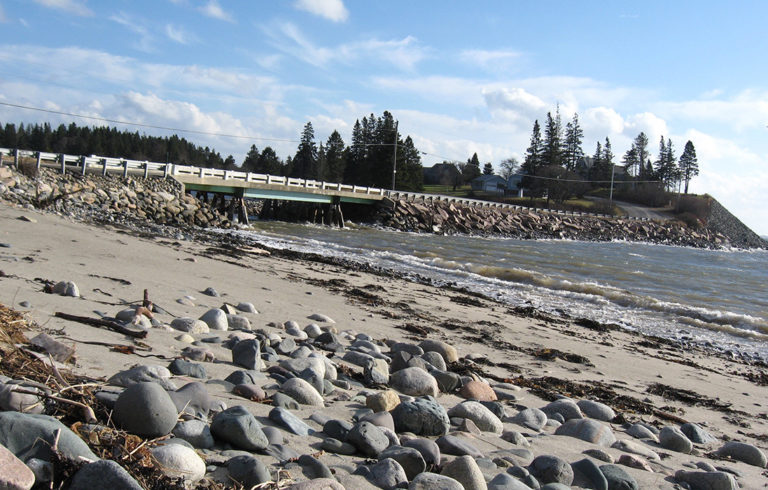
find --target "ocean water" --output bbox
[226,221,768,360]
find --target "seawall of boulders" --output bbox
[372,198,752,249]
[0,166,231,229]
[706,198,767,249]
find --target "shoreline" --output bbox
[1,192,768,487]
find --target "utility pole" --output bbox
[391,120,398,190]
[608,161,615,205]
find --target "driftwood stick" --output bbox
[11,387,97,423]
[54,312,148,339]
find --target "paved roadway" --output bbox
[587,197,671,220]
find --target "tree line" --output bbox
[0,111,425,191]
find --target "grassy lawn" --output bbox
[422,185,473,197]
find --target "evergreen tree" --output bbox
[590,141,610,183]
[463,152,482,182]
[678,140,699,194]
[397,136,424,191]
[541,108,563,167]
[655,136,679,191]
[562,113,584,171]
[623,145,639,178]
[257,147,283,175]
[521,120,543,194]
[629,132,649,178]
[241,145,260,173]
[292,121,318,179]
[482,162,494,175]
[324,130,346,182]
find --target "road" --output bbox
[587,197,671,220]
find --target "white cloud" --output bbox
[459,49,522,72]
[32,0,92,16]
[198,0,234,22]
[165,24,195,45]
[109,12,155,53]
[293,0,349,22]
[483,87,548,122]
[264,22,427,70]
[655,90,768,132]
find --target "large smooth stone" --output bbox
[403,438,441,468]
[210,406,268,451]
[419,339,458,363]
[448,400,503,433]
[232,339,262,370]
[69,460,143,490]
[0,441,35,490]
[542,399,583,421]
[172,420,214,449]
[555,418,616,447]
[0,412,98,463]
[441,455,488,490]
[151,444,206,483]
[436,435,483,458]
[577,399,615,421]
[368,457,408,489]
[659,426,693,454]
[529,455,574,486]
[367,390,400,412]
[113,382,178,437]
[379,445,426,480]
[391,396,450,436]
[599,464,638,490]
[571,458,608,490]
[108,365,176,390]
[409,472,463,490]
[459,380,497,401]
[168,381,212,419]
[280,377,324,406]
[488,473,531,490]
[390,367,439,397]
[170,317,209,334]
[510,407,548,431]
[228,455,272,487]
[675,470,738,490]
[199,308,228,331]
[347,421,389,457]
[269,407,312,436]
[716,441,767,467]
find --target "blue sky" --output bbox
[1,0,767,234]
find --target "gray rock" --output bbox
[501,430,529,446]
[199,308,228,331]
[172,420,214,449]
[114,382,178,437]
[659,426,693,453]
[108,365,176,390]
[236,302,257,313]
[390,367,439,397]
[210,406,268,451]
[298,454,334,479]
[0,381,44,413]
[529,455,574,485]
[571,458,608,490]
[422,351,447,371]
[323,437,357,455]
[280,377,324,406]
[680,423,717,444]
[431,369,463,393]
[554,418,616,447]
[168,359,207,379]
[261,426,283,445]
[403,438,441,468]
[716,441,767,467]
[409,472,463,490]
[369,457,408,489]
[419,339,458,363]
[542,399,583,421]
[170,317,209,334]
[436,434,483,458]
[202,286,219,297]
[168,381,212,419]
[448,400,503,433]
[226,314,251,331]
[224,369,262,386]
[611,439,660,461]
[441,455,488,490]
[0,411,98,463]
[265,444,301,463]
[232,339,262,370]
[280,357,326,379]
[488,473,531,490]
[599,464,638,490]
[510,407,548,431]
[391,396,450,436]
[271,392,300,410]
[626,423,659,442]
[228,455,271,487]
[391,342,424,356]
[308,313,336,323]
[150,443,206,483]
[361,410,396,432]
[269,407,312,436]
[675,470,738,490]
[69,460,143,490]
[577,399,616,421]
[364,358,390,386]
[323,419,354,441]
[380,445,426,480]
[347,421,390,457]
[583,448,614,463]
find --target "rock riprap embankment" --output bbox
[0,278,762,488]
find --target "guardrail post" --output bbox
[36,152,42,171]
[164,164,170,178]
[81,156,87,175]
[13,148,19,169]
[60,154,66,175]
[101,158,108,176]
[123,160,129,178]
[144,161,149,178]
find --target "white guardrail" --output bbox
[0,147,646,220]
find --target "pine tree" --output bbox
[483,162,494,175]
[324,130,346,183]
[258,147,283,175]
[241,145,260,173]
[292,121,318,179]
[563,113,584,171]
[463,152,481,182]
[678,140,699,194]
[631,132,649,178]
[541,108,563,167]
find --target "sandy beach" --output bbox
[1,196,767,489]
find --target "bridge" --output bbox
[1,147,639,222]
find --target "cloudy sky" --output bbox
[1,1,767,234]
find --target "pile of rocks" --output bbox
[0,166,230,229]
[1,281,764,489]
[375,199,738,249]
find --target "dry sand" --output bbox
[1,199,767,488]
